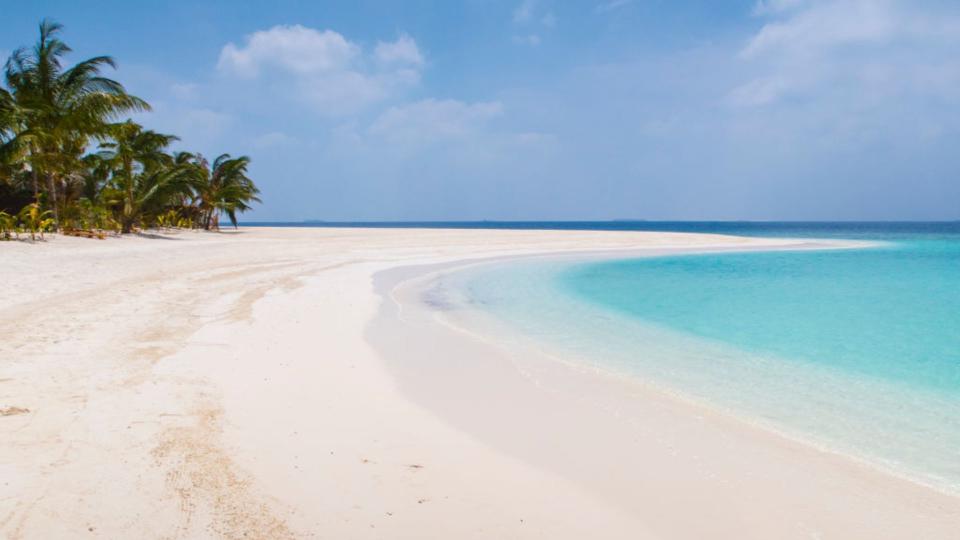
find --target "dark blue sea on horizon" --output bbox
[243,220,960,240]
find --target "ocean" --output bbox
[405,222,960,493]
[252,221,960,492]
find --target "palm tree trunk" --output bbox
[123,159,134,234]
[45,172,59,227]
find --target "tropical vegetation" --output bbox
[0,19,260,240]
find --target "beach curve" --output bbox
[1,226,957,538]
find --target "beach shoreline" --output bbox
[2,227,957,538]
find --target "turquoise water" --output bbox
[448,224,960,492]
[563,240,960,396]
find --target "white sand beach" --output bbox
[2,227,958,539]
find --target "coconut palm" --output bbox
[1,19,262,239]
[190,153,261,230]
[0,87,13,146]
[97,121,194,233]
[0,87,23,186]
[0,87,35,213]
[2,19,148,226]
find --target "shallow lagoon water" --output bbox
[446,224,960,493]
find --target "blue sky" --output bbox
[4,0,960,221]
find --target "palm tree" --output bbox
[0,86,34,213]
[2,20,262,238]
[98,121,193,233]
[191,153,261,230]
[0,87,22,186]
[2,19,148,226]
[79,152,111,202]
[0,86,13,146]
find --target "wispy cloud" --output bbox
[512,34,542,46]
[751,0,806,16]
[251,131,297,149]
[511,0,556,46]
[369,98,503,146]
[731,0,960,106]
[741,0,896,59]
[375,33,424,67]
[513,0,536,23]
[139,103,234,151]
[597,0,632,13]
[169,82,198,101]
[218,24,424,115]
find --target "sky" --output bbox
[3,0,960,221]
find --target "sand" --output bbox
[1,227,957,539]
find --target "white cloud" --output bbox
[217,25,424,115]
[369,99,503,145]
[732,0,960,106]
[742,0,896,59]
[375,34,424,66]
[218,25,359,78]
